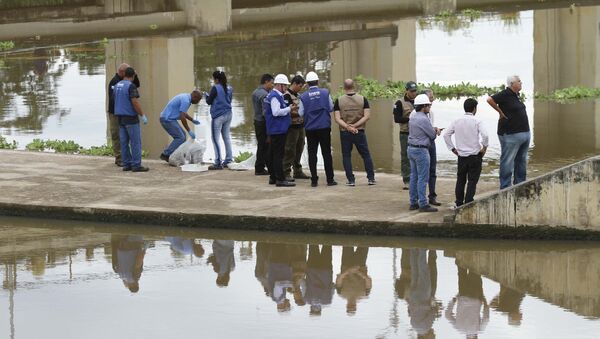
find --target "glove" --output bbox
[188,131,196,140]
[192,119,201,125]
[141,115,148,125]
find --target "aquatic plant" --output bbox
[342,76,506,101]
[234,151,253,163]
[0,136,17,149]
[79,144,114,157]
[534,86,600,103]
[0,40,15,51]
[25,139,149,157]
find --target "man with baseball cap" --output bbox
[263,74,295,187]
[394,81,418,190]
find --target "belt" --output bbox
[408,144,429,149]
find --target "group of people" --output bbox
[108,63,530,210]
[394,75,530,212]
[252,72,375,187]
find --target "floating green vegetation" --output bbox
[534,86,600,103]
[234,151,253,163]
[0,40,15,51]
[419,8,484,32]
[25,139,147,157]
[347,76,505,101]
[0,136,17,149]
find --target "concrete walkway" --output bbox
[0,150,502,236]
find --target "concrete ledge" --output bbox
[454,155,600,230]
[2,202,600,240]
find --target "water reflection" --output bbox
[2,222,600,337]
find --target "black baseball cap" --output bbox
[405,81,417,91]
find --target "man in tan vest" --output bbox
[283,75,310,181]
[333,79,375,186]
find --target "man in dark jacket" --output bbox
[108,63,140,166]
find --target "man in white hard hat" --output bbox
[407,94,438,212]
[263,74,296,187]
[298,71,336,187]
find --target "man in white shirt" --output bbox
[443,98,489,207]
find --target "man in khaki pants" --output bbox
[107,63,140,167]
[283,75,310,181]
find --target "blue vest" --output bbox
[300,87,331,131]
[264,91,291,135]
[210,84,233,119]
[113,80,137,117]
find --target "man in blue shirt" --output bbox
[299,71,336,187]
[113,67,149,172]
[159,90,202,162]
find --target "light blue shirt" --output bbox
[408,111,436,147]
[160,93,192,121]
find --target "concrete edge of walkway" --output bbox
[2,202,600,240]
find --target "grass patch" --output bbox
[234,151,253,163]
[0,41,15,51]
[0,136,17,149]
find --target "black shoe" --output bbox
[345,181,355,187]
[255,170,269,176]
[132,166,149,172]
[327,181,338,186]
[293,172,310,180]
[419,205,438,213]
[115,160,123,167]
[268,178,276,185]
[208,164,223,170]
[160,153,169,162]
[311,181,318,187]
[409,204,419,210]
[276,180,296,187]
[368,179,376,186]
[429,199,442,206]
[284,176,295,182]
[402,185,409,190]
[122,166,132,172]
[222,163,230,169]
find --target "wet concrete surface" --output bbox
[0,150,498,233]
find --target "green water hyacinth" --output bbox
[234,151,253,163]
[0,136,17,149]
[534,86,600,103]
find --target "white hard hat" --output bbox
[414,94,431,106]
[305,71,319,82]
[274,74,290,85]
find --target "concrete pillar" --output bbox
[533,7,600,157]
[105,36,195,158]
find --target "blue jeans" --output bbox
[408,146,430,208]
[498,131,530,189]
[211,112,233,166]
[428,143,437,200]
[340,130,375,182]
[119,123,142,169]
[160,119,186,156]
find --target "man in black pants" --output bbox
[443,98,489,207]
[299,71,336,187]
[252,74,274,175]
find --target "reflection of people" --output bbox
[111,235,146,293]
[252,74,274,176]
[486,75,530,189]
[207,240,235,287]
[205,70,233,170]
[445,265,489,338]
[490,285,525,326]
[396,249,440,338]
[108,63,140,167]
[289,244,307,306]
[267,243,294,312]
[305,245,334,316]
[393,81,418,189]
[164,237,205,257]
[335,247,371,315]
[113,67,149,172]
[158,91,202,162]
[299,71,336,187]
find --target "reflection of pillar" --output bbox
[533,7,600,157]
[176,0,232,32]
[105,37,195,158]
[329,20,415,173]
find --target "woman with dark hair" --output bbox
[205,70,233,170]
